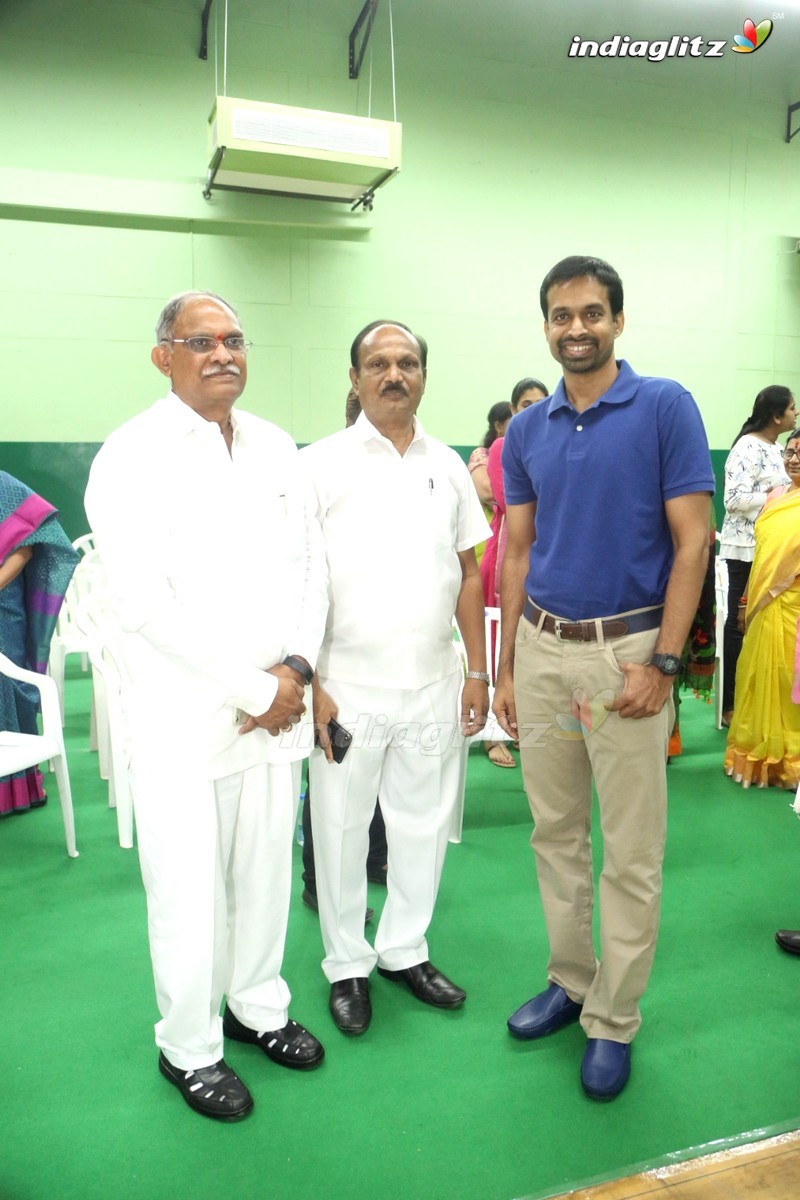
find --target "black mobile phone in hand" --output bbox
[315,717,353,763]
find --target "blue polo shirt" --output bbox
[502,360,714,620]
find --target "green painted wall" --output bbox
[1,3,799,462]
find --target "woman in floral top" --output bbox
[719,385,796,723]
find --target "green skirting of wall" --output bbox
[0,443,728,545]
[2,443,101,541]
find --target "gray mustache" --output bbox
[203,365,241,378]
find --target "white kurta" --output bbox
[85,392,328,1066]
[301,413,489,981]
[86,392,328,776]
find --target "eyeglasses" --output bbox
[166,335,252,354]
[784,448,800,461]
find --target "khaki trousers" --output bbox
[514,613,673,1042]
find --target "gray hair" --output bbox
[155,291,240,343]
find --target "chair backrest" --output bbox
[484,606,502,685]
[453,607,503,685]
[55,553,106,640]
[714,556,728,629]
[0,650,61,735]
[71,533,96,559]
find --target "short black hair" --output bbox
[539,256,624,319]
[510,377,549,409]
[349,320,428,371]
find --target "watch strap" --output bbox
[650,652,681,676]
[282,655,314,685]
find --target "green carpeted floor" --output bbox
[3,670,800,1200]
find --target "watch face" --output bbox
[653,653,681,676]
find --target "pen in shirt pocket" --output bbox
[428,477,434,497]
[279,492,287,516]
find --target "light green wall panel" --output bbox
[190,231,294,305]
[225,344,294,434]
[0,220,191,297]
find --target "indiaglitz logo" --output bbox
[731,17,773,52]
[552,689,616,741]
[568,16,775,61]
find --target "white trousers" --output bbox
[130,753,296,1070]
[309,673,463,983]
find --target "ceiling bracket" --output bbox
[350,167,398,211]
[787,101,800,143]
[199,0,213,60]
[349,0,379,79]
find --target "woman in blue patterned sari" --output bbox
[0,472,78,815]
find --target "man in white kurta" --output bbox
[85,292,328,1121]
[301,320,490,1036]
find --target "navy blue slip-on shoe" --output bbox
[507,982,583,1040]
[580,1038,631,1100]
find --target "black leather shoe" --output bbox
[377,960,466,1008]
[222,1004,324,1070]
[158,1052,253,1121]
[776,929,800,956]
[302,888,374,925]
[329,978,372,1035]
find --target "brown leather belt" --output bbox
[523,599,663,643]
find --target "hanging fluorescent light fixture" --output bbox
[204,95,402,210]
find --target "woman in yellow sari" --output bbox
[724,429,800,789]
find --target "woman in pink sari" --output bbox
[481,377,549,608]
[468,402,512,566]
[480,377,549,767]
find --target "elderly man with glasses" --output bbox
[85,291,329,1122]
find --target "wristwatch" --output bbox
[282,655,314,685]
[649,653,681,677]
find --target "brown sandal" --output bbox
[486,741,517,768]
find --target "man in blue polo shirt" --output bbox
[493,255,713,1100]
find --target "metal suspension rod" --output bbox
[388,0,396,122]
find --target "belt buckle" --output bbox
[553,619,568,642]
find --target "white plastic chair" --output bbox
[49,552,105,724]
[714,548,729,730]
[71,533,96,559]
[72,595,134,849]
[0,650,78,857]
